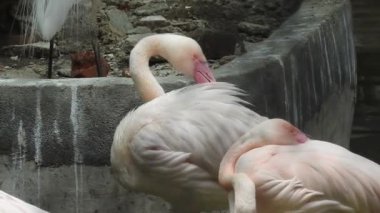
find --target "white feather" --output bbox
[111,82,266,211]
[0,190,48,213]
[33,0,81,41]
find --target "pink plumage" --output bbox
[219,119,380,213]
[110,34,266,212]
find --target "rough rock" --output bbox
[238,22,271,36]
[138,15,170,28]
[125,33,154,48]
[56,59,72,77]
[0,66,41,79]
[0,42,59,58]
[0,0,302,79]
[134,2,168,16]
[106,8,134,35]
[128,26,152,34]
[191,29,238,60]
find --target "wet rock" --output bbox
[55,58,72,77]
[126,33,154,49]
[150,63,180,77]
[106,8,134,35]
[0,0,302,79]
[238,22,271,36]
[57,68,71,78]
[191,29,238,60]
[0,58,45,79]
[171,20,200,32]
[0,67,41,79]
[153,25,183,34]
[128,0,167,9]
[71,51,110,78]
[128,26,152,34]
[218,55,237,65]
[0,42,59,58]
[138,15,170,28]
[134,2,168,16]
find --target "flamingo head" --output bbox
[257,119,308,145]
[158,34,216,83]
[192,55,216,83]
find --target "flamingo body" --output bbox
[110,34,266,212]
[219,119,380,213]
[0,190,48,213]
[111,83,265,212]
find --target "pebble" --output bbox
[10,56,19,61]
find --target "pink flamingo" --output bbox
[110,34,266,212]
[219,119,380,213]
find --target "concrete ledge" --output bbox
[0,0,356,212]
[216,0,356,147]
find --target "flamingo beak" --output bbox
[193,59,216,83]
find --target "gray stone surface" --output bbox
[134,2,168,16]
[106,8,134,35]
[125,33,155,47]
[1,42,59,58]
[0,0,356,211]
[216,0,356,147]
[138,15,170,28]
[237,22,271,36]
[0,156,170,213]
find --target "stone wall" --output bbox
[216,0,356,147]
[0,0,356,212]
[350,0,380,163]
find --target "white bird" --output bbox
[110,34,266,212]
[33,0,82,41]
[0,190,48,213]
[219,119,380,213]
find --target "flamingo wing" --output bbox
[254,173,354,213]
[111,82,266,211]
[129,124,220,189]
[128,128,227,212]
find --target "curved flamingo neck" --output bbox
[219,134,264,189]
[129,36,166,102]
[219,120,308,189]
